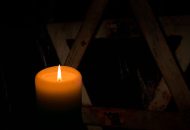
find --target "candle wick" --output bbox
[57,65,62,81]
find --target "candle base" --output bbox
[36,106,85,129]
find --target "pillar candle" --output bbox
[35,65,82,111]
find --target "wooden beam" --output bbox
[148,35,190,111]
[63,0,108,130]
[47,24,70,65]
[48,16,190,111]
[130,0,190,110]
[64,0,108,67]
[149,16,190,111]
[82,106,190,130]
[160,16,190,71]
[47,21,92,107]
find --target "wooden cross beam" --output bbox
[149,16,190,110]
[149,40,190,110]
[57,0,108,130]
[47,16,190,111]
[130,0,190,110]
[64,0,108,68]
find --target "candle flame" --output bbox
[57,65,62,81]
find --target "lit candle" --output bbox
[35,65,82,111]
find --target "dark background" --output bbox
[0,0,190,129]
[2,0,190,24]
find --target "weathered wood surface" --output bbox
[49,0,108,130]
[48,15,190,111]
[130,0,190,110]
[148,40,190,110]
[47,24,92,106]
[64,0,108,68]
[148,16,190,111]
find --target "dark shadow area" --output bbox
[77,35,182,110]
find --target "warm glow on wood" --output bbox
[57,64,62,81]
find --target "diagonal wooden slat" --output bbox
[149,40,190,110]
[148,16,190,111]
[63,0,108,130]
[130,0,190,110]
[64,0,108,68]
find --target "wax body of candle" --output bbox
[35,66,82,111]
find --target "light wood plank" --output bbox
[48,16,190,111]
[130,0,190,110]
[148,16,190,110]
[48,20,98,130]
[59,0,108,130]
[47,24,70,65]
[64,0,108,67]
[47,22,92,106]
[148,34,190,111]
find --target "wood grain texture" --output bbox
[47,23,93,106]
[48,21,98,130]
[130,0,190,110]
[64,0,108,67]
[62,0,108,130]
[149,16,190,111]
[48,16,190,111]
[148,36,190,111]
